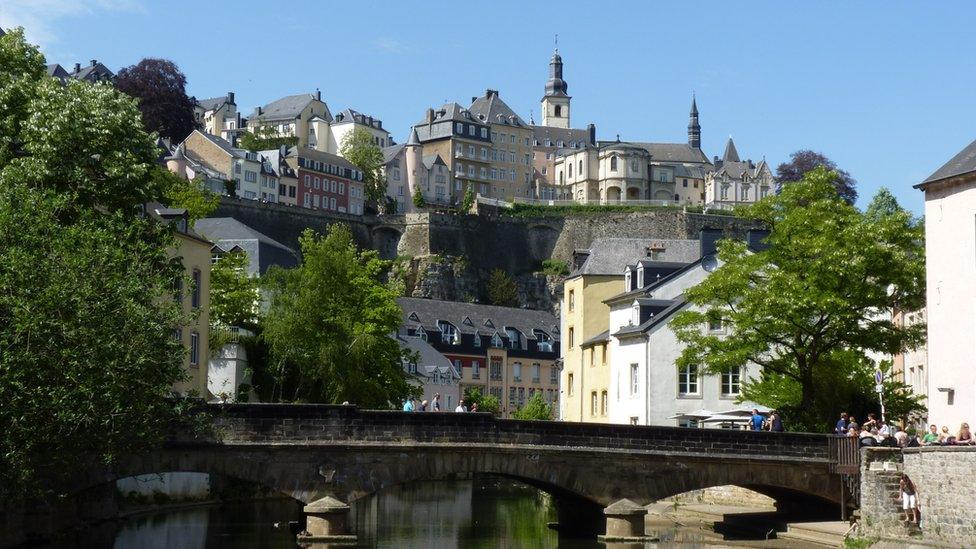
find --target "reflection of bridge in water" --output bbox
[73,404,854,541]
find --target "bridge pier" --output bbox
[597,499,653,543]
[298,495,357,546]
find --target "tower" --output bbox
[541,49,571,129]
[404,127,423,211]
[688,95,701,149]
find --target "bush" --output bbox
[487,269,518,307]
[541,259,569,276]
[513,393,552,420]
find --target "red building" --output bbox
[286,146,365,215]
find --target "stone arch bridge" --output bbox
[75,404,845,538]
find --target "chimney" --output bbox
[425,108,434,124]
[74,62,81,73]
[257,106,263,116]
[699,228,723,258]
[227,91,235,105]
[486,89,498,98]
[90,59,97,67]
[315,89,321,101]
[471,96,477,104]
[746,229,771,253]
[587,123,596,146]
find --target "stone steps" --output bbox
[778,521,850,547]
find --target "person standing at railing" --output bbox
[835,412,850,435]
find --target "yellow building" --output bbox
[469,89,535,200]
[560,238,702,422]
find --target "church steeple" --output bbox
[723,136,740,163]
[687,94,701,149]
[541,44,571,129]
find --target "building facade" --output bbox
[194,92,241,144]
[703,138,774,206]
[247,91,333,150]
[382,129,450,212]
[469,89,535,200]
[412,103,486,201]
[397,334,462,411]
[914,138,976,431]
[285,147,365,214]
[179,130,264,200]
[331,109,392,151]
[398,297,560,418]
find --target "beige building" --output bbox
[194,92,242,144]
[382,129,450,212]
[247,91,333,150]
[560,238,701,422]
[412,103,488,201]
[469,89,535,200]
[703,138,774,206]
[179,130,264,200]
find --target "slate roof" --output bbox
[194,217,298,275]
[468,90,528,127]
[194,130,247,159]
[612,296,688,338]
[604,259,703,305]
[290,146,359,172]
[396,335,458,375]
[46,63,70,81]
[382,143,404,165]
[631,142,711,164]
[571,238,701,277]
[196,95,231,111]
[333,108,384,129]
[422,154,445,170]
[194,218,293,253]
[250,93,329,122]
[414,102,481,126]
[722,137,740,163]
[532,125,592,148]
[397,297,559,339]
[71,61,114,82]
[917,138,976,188]
[580,330,610,348]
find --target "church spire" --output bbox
[545,47,568,97]
[687,94,701,149]
[723,136,740,163]
[541,46,571,128]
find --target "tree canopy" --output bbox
[0,29,187,499]
[671,167,926,431]
[238,125,298,152]
[210,248,258,329]
[339,127,385,205]
[261,225,411,406]
[115,58,197,143]
[775,150,857,204]
[154,167,219,224]
[488,269,518,307]
[512,392,553,420]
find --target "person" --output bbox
[859,426,873,440]
[878,422,892,438]
[847,423,859,437]
[864,413,879,430]
[455,399,467,413]
[768,411,784,432]
[432,393,441,412]
[939,425,953,444]
[957,423,974,445]
[471,403,479,413]
[419,400,428,412]
[402,397,415,412]
[898,474,920,525]
[922,424,940,445]
[835,412,849,435]
[750,409,764,431]
[894,426,909,448]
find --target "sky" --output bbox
[3,1,975,214]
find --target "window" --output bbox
[532,363,540,383]
[304,174,310,186]
[481,128,488,138]
[490,357,502,380]
[339,182,344,194]
[568,327,574,348]
[555,105,562,117]
[472,360,481,380]
[601,390,608,416]
[189,332,199,366]
[456,122,463,134]
[313,195,320,208]
[481,147,488,160]
[591,392,597,415]
[550,365,558,384]
[721,367,741,396]
[468,125,475,136]
[473,334,481,347]
[510,134,516,143]
[683,179,688,187]
[518,387,525,406]
[610,155,618,171]
[568,373,574,396]
[508,387,517,408]
[630,363,638,396]
[329,197,336,209]
[438,321,459,345]
[678,364,700,395]
[631,160,639,173]
[708,318,723,332]
[578,160,583,173]
[314,177,320,189]
[720,185,729,200]
[468,165,475,177]
[245,170,257,183]
[191,269,201,309]
[491,333,503,347]
[468,145,475,157]
[568,163,573,178]
[513,362,522,382]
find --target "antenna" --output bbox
[554,34,558,53]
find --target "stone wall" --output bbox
[861,447,976,545]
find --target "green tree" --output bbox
[671,167,926,432]
[461,183,475,212]
[0,29,187,499]
[210,249,258,328]
[238,125,298,152]
[339,127,385,205]
[412,185,426,209]
[513,393,552,420]
[261,225,411,405]
[154,168,219,224]
[864,186,905,222]
[463,387,500,414]
[488,269,519,307]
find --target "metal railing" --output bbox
[828,435,861,475]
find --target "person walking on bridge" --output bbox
[403,397,415,412]
[455,399,467,413]
[432,393,441,412]
[750,409,764,431]
[835,412,849,435]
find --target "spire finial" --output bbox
[554,34,558,53]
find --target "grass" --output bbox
[506,203,743,218]
[844,536,879,548]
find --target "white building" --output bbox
[914,138,976,430]
[605,230,763,426]
[397,334,462,410]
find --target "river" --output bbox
[63,476,804,548]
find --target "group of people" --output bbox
[749,409,785,431]
[402,394,477,413]
[834,412,975,448]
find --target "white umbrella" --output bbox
[701,414,753,423]
[668,408,717,420]
[715,405,772,416]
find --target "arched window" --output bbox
[578,160,583,173]
[610,155,618,171]
[568,163,573,178]
[554,105,562,117]
[559,171,564,184]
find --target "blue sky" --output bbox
[4,1,975,214]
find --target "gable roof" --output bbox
[71,61,114,82]
[532,125,592,148]
[290,146,360,172]
[196,94,231,112]
[382,143,404,165]
[251,93,330,122]
[46,63,70,81]
[723,137,740,163]
[604,258,703,305]
[917,138,976,188]
[468,90,528,127]
[397,297,559,339]
[192,129,247,159]
[571,238,701,277]
[612,296,689,338]
[193,217,294,253]
[333,108,385,131]
[422,154,446,170]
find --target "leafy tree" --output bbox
[115,58,197,143]
[671,167,925,432]
[0,30,187,499]
[488,269,519,307]
[238,125,298,152]
[864,186,904,222]
[154,167,219,224]
[541,259,569,276]
[775,150,857,204]
[261,225,411,406]
[339,127,385,204]
[210,248,258,328]
[461,183,475,212]
[513,393,553,420]
[463,387,500,414]
[412,185,426,209]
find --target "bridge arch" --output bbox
[371,226,403,259]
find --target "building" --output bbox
[247,91,333,150]
[163,144,228,196]
[913,137,976,430]
[397,334,462,411]
[332,108,392,150]
[892,306,927,426]
[194,92,242,144]
[178,130,264,200]
[469,89,535,200]
[561,238,701,422]
[194,217,299,276]
[259,147,299,206]
[382,129,451,212]
[284,146,365,214]
[540,49,571,129]
[152,205,212,397]
[411,102,486,201]
[397,297,561,418]
[46,59,115,84]
[603,230,766,426]
[704,138,774,206]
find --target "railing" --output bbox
[828,435,861,475]
[475,195,513,209]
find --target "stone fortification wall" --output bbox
[861,447,976,545]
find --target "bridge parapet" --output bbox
[208,403,830,461]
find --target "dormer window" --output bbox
[437,321,460,345]
[636,266,644,288]
[505,327,524,350]
[490,332,503,347]
[534,329,553,352]
[624,270,631,291]
[632,302,640,326]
